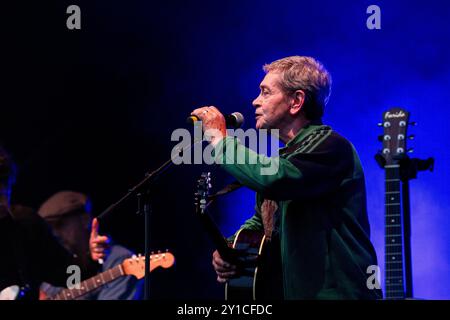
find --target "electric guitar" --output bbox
[42,252,175,300]
[377,107,413,299]
[195,172,269,300]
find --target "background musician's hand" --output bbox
[212,250,237,283]
[89,218,111,263]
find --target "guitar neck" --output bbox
[384,165,405,299]
[197,203,236,262]
[50,264,124,300]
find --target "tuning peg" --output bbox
[407,148,414,153]
[409,121,417,126]
[378,135,391,142]
[408,135,415,140]
[375,152,386,168]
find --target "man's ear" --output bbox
[289,90,305,116]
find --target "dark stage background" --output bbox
[2,0,450,299]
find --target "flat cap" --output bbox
[38,191,88,219]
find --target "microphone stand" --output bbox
[97,135,203,300]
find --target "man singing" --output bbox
[191,56,382,299]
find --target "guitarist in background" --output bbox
[38,191,144,300]
[0,146,76,300]
[191,56,382,299]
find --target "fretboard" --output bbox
[50,264,124,300]
[384,165,405,299]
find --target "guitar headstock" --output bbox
[195,172,211,212]
[122,251,175,279]
[378,107,414,166]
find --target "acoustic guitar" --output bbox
[195,172,269,300]
[377,107,413,299]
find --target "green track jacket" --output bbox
[214,123,382,299]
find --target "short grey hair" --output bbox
[263,56,332,119]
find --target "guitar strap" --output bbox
[208,180,242,200]
[208,181,279,241]
[260,199,278,241]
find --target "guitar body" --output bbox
[225,229,268,300]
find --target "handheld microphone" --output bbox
[186,112,245,128]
